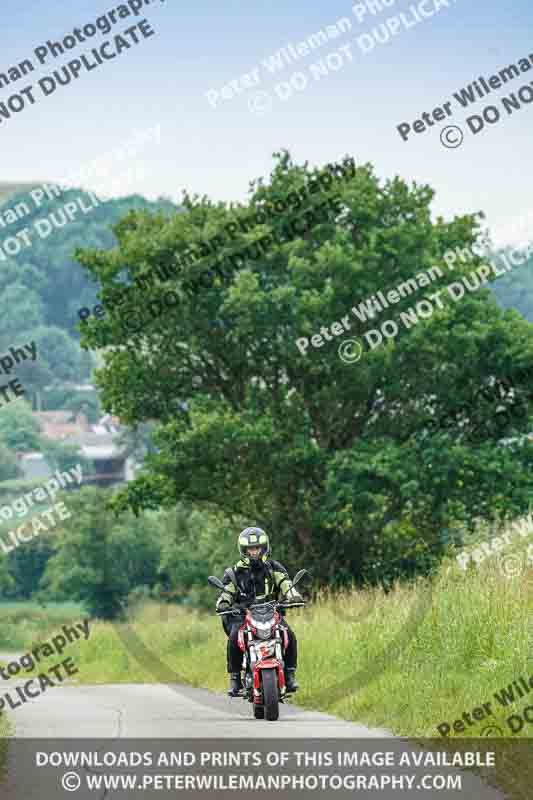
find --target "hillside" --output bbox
[490,253,533,323]
[0,182,43,205]
[0,184,178,409]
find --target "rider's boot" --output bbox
[285,668,299,693]
[228,672,243,697]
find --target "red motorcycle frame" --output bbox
[238,603,289,705]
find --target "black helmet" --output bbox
[238,527,270,565]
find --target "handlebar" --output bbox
[216,600,306,617]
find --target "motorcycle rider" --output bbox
[216,527,303,697]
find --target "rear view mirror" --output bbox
[292,569,310,588]
[208,575,225,591]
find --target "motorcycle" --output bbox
[208,569,309,721]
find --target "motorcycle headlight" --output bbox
[252,619,273,639]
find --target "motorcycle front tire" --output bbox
[262,668,279,721]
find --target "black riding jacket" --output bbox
[215,558,296,610]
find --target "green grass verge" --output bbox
[0,602,84,740]
[0,602,84,651]
[18,557,525,740]
[0,715,12,738]
[68,536,533,798]
[64,550,533,744]
[0,682,14,742]
[0,719,9,782]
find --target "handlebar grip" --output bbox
[216,608,244,617]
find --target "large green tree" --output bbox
[156,506,243,608]
[77,152,533,586]
[41,487,162,618]
[2,538,55,600]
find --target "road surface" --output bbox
[6,677,393,738]
[0,652,505,799]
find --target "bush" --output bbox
[0,443,20,482]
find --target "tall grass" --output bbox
[61,526,533,740]
[59,537,533,797]
[2,522,533,741]
[0,602,85,651]
[1,522,532,793]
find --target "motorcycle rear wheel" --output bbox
[262,668,279,721]
[253,703,265,719]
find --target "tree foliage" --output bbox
[0,400,43,451]
[3,538,55,600]
[0,441,21,481]
[156,507,242,608]
[40,487,162,618]
[65,154,533,585]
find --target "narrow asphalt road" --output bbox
[6,678,394,738]
[0,653,505,799]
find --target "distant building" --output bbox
[16,452,53,480]
[32,410,87,440]
[20,411,137,488]
[67,430,135,487]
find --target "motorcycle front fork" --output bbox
[242,666,286,703]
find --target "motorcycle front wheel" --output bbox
[261,668,279,721]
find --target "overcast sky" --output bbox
[2,0,532,246]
